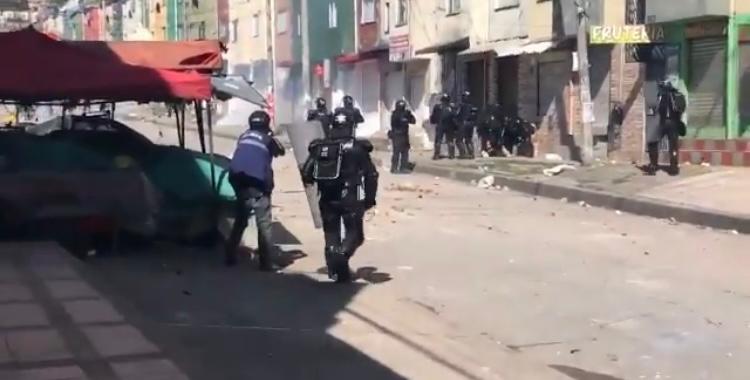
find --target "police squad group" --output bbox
[224,85,686,283]
[224,92,542,284]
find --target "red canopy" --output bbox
[0,28,211,102]
[67,40,223,72]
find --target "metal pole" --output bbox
[207,100,216,191]
[576,0,594,165]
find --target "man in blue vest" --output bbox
[225,110,286,270]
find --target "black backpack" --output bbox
[671,92,686,114]
[312,140,344,182]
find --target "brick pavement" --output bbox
[0,242,189,380]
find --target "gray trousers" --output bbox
[226,186,274,262]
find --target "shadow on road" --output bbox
[550,365,625,380]
[75,228,406,380]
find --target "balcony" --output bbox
[646,0,730,24]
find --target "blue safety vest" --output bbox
[230,129,272,185]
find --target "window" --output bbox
[277,10,288,34]
[384,1,390,34]
[198,21,206,40]
[396,0,407,26]
[361,0,375,24]
[251,14,260,37]
[155,3,161,14]
[328,2,338,29]
[493,0,519,10]
[230,19,238,43]
[447,0,461,14]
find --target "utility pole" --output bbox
[576,0,594,165]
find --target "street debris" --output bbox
[481,151,490,158]
[644,251,650,256]
[730,230,739,235]
[470,180,477,186]
[477,176,495,189]
[705,317,723,327]
[615,210,623,215]
[560,197,569,203]
[396,266,414,271]
[544,153,564,162]
[667,217,679,225]
[607,353,619,362]
[570,348,581,354]
[543,164,577,177]
[701,162,711,167]
[550,212,556,217]
[578,201,590,208]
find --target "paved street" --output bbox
[3,122,748,379]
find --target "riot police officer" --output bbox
[301,110,379,283]
[429,93,458,160]
[389,100,416,174]
[479,102,505,156]
[226,111,286,270]
[645,81,685,176]
[306,97,333,137]
[334,95,365,134]
[456,90,479,159]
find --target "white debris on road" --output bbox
[543,164,577,177]
[477,176,495,189]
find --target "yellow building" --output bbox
[149,0,167,40]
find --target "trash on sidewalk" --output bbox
[615,210,623,215]
[578,201,590,208]
[543,164,577,177]
[481,151,490,158]
[560,197,569,203]
[701,162,711,167]
[544,153,564,162]
[477,176,495,189]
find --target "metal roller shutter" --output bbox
[688,38,726,130]
[739,42,750,134]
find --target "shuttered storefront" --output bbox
[687,37,726,130]
[739,28,750,135]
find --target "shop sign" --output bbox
[685,21,726,39]
[590,25,665,44]
[389,34,410,62]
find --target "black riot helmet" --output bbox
[439,93,450,104]
[461,90,471,103]
[395,99,407,111]
[329,109,355,138]
[315,97,327,111]
[343,95,355,109]
[248,110,271,131]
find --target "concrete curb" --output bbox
[414,163,750,234]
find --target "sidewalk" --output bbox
[0,242,188,380]
[404,151,750,233]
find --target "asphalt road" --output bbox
[86,121,750,380]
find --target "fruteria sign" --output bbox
[590,25,665,44]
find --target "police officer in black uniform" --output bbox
[389,100,416,174]
[301,110,379,283]
[334,95,365,133]
[430,93,458,160]
[226,111,286,270]
[456,90,479,159]
[646,81,685,176]
[479,102,505,156]
[307,97,334,137]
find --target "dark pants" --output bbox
[390,133,410,173]
[457,126,475,158]
[647,120,680,173]
[225,183,274,266]
[320,201,364,271]
[434,126,456,159]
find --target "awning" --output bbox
[67,40,223,72]
[211,76,268,108]
[494,40,557,58]
[336,47,388,64]
[413,37,470,56]
[0,28,211,102]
